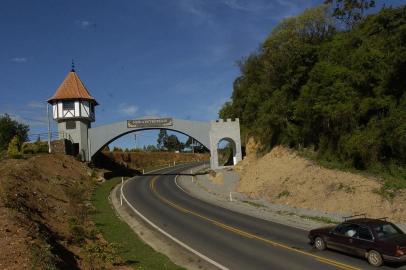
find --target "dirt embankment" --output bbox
[0,154,126,270]
[102,151,209,169]
[235,139,406,223]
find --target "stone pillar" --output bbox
[209,118,242,169]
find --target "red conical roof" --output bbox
[47,70,98,105]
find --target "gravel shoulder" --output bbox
[178,165,406,232]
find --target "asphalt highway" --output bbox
[121,163,406,270]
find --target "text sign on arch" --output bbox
[127,118,173,128]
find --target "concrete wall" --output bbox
[58,120,89,160]
[59,117,242,169]
[88,118,211,161]
[209,119,242,169]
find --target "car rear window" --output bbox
[357,226,373,241]
[373,224,403,239]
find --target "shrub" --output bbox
[277,190,291,198]
[21,141,48,154]
[30,242,59,270]
[68,217,86,245]
[84,242,123,269]
[7,135,22,158]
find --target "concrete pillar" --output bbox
[209,118,242,169]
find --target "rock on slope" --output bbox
[235,140,406,223]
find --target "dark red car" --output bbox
[308,216,406,267]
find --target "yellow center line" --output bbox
[150,177,362,270]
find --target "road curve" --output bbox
[121,164,403,270]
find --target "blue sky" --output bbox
[0,0,403,148]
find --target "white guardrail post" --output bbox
[121,177,124,206]
[229,192,238,202]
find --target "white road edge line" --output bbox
[121,165,229,270]
[174,175,188,193]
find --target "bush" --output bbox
[22,141,49,154]
[30,242,59,270]
[68,217,86,245]
[7,136,22,158]
[84,242,123,269]
[0,114,29,151]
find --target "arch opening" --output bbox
[217,137,237,167]
[93,128,209,157]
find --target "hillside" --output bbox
[0,154,126,270]
[235,140,406,223]
[220,5,406,177]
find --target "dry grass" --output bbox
[104,151,209,170]
[236,143,406,223]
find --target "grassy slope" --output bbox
[91,177,185,270]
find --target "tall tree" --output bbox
[219,5,406,174]
[0,114,29,151]
[165,134,183,152]
[157,129,168,150]
[324,0,376,27]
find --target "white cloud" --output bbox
[221,0,274,12]
[11,57,27,63]
[144,109,159,117]
[27,101,46,109]
[204,97,230,119]
[176,0,213,25]
[1,112,48,128]
[118,103,138,116]
[75,20,95,28]
[220,0,309,19]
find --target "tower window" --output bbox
[63,101,75,110]
[66,121,76,130]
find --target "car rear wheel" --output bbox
[367,250,383,267]
[314,237,326,251]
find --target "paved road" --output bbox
[122,164,406,270]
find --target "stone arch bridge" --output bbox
[87,117,242,169]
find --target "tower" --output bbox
[47,66,98,160]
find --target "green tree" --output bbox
[221,5,335,149]
[219,4,406,176]
[157,129,168,150]
[7,135,22,158]
[165,134,182,152]
[324,0,376,27]
[145,144,158,152]
[0,114,29,151]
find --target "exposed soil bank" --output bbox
[0,154,128,269]
[235,141,406,223]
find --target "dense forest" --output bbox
[219,3,406,178]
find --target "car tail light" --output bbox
[396,246,405,256]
